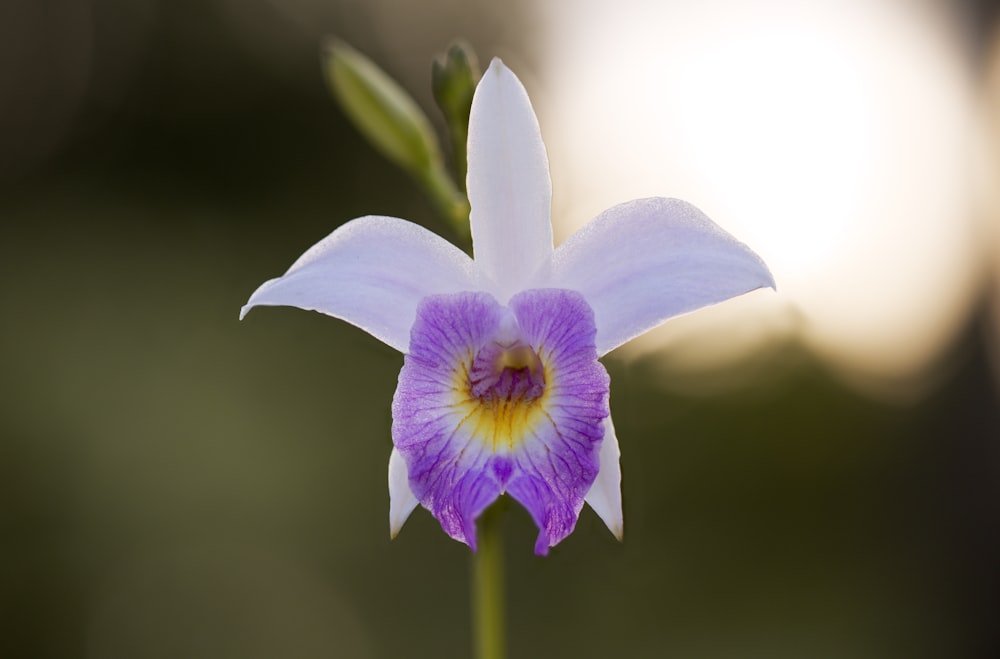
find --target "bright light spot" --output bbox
[541,0,981,395]
[983,19,1000,385]
[672,27,871,276]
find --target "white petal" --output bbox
[240,216,478,352]
[467,58,553,301]
[547,197,775,356]
[388,447,419,538]
[584,416,623,541]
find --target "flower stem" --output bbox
[420,165,471,242]
[472,501,506,659]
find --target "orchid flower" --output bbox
[241,59,774,555]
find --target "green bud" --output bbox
[432,40,480,124]
[323,39,444,179]
[322,39,471,242]
[432,40,481,193]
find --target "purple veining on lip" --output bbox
[391,288,610,554]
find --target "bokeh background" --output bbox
[2,0,1000,657]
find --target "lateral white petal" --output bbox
[548,198,775,356]
[467,58,553,301]
[388,447,419,538]
[240,216,478,352]
[584,416,623,541]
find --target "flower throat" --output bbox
[461,322,548,453]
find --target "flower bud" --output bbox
[433,41,481,194]
[432,40,480,126]
[323,39,444,179]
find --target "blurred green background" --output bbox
[2,1,999,657]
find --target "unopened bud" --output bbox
[323,39,444,179]
[432,40,480,125]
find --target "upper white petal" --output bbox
[584,416,623,541]
[467,58,553,302]
[240,216,478,352]
[388,447,419,538]
[546,197,775,356]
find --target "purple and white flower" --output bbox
[241,59,774,555]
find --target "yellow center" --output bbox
[451,345,551,453]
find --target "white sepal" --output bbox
[584,415,623,541]
[241,216,478,352]
[388,447,419,538]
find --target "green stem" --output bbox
[420,164,471,243]
[472,502,506,659]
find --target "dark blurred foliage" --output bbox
[1,1,998,658]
